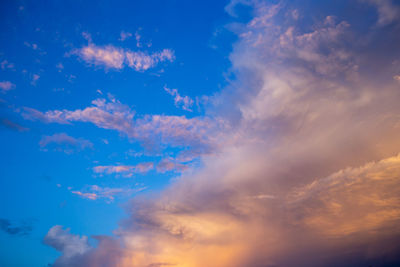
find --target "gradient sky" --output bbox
[1,0,400,266]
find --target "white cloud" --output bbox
[43,226,90,262]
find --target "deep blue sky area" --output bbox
[0,1,237,266]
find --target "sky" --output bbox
[1,0,400,266]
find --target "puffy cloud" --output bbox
[45,1,400,266]
[0,81,15,92]
[79,44,125,69]
[39,133,93,153]
[164,86,194,111]
[43,226,91,265]
[76,43,174,71]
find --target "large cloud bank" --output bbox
[44,0,400,266]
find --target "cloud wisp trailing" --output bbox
[164,86,194,112]
[0,81,15,92]
[42,0,400,266]
[93,162,154,178]
[39,133,93,153]
[70,185,146,203]
[76,42,174,71]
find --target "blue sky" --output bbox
[1,0,400,266]
[0,1,236,265]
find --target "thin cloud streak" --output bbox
[76,42,175,71]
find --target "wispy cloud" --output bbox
[39,133,93,153]
[70,185,145,202]
[156,157,189,173]
[31,74,40,86]
[0,81,15,92]
[119,31,132,42]
[0,118,28,132]
[0,218,33,236]
[164,86,194,111]
[0,60,15,70]
[21,95,220,157]
[76,43,174,71]
[93,162,154,177]
[363,0,400,26]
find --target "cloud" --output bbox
[21,95,220,156]
[164,86,194,111]
[76,43,174,71]
[363,0,400,26]
[156,158,189,173]
[43,226,91,264]
[31,74,40,86]
[119,31,132,42]
[93,162,154,177]
[44,1,400,265]
[39,133,93,153]
[70,185,145,202]
[0,118,28,132]
[0,218,32,236]
[0,60,15,70]
[0,81,15,92]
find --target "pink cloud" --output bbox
[76,43,174,71]
[39,133,93,153]
[21,95,220,156]
[164,86,194,111]
[156,158,189,173]
[70,185,146,202]
[119,31,133,42]
[93,162,154,177]
[0,81,15,92]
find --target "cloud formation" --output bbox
[22,95,220,157]
[93,162,154,177]
[44,0,400,266]
[76,43,174,71]
[43,226,91,264]
[70,185,145,202]
[39,133,93,153]
[164,86,194,111]
[0,81,15,92]
[363,0,400,26]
